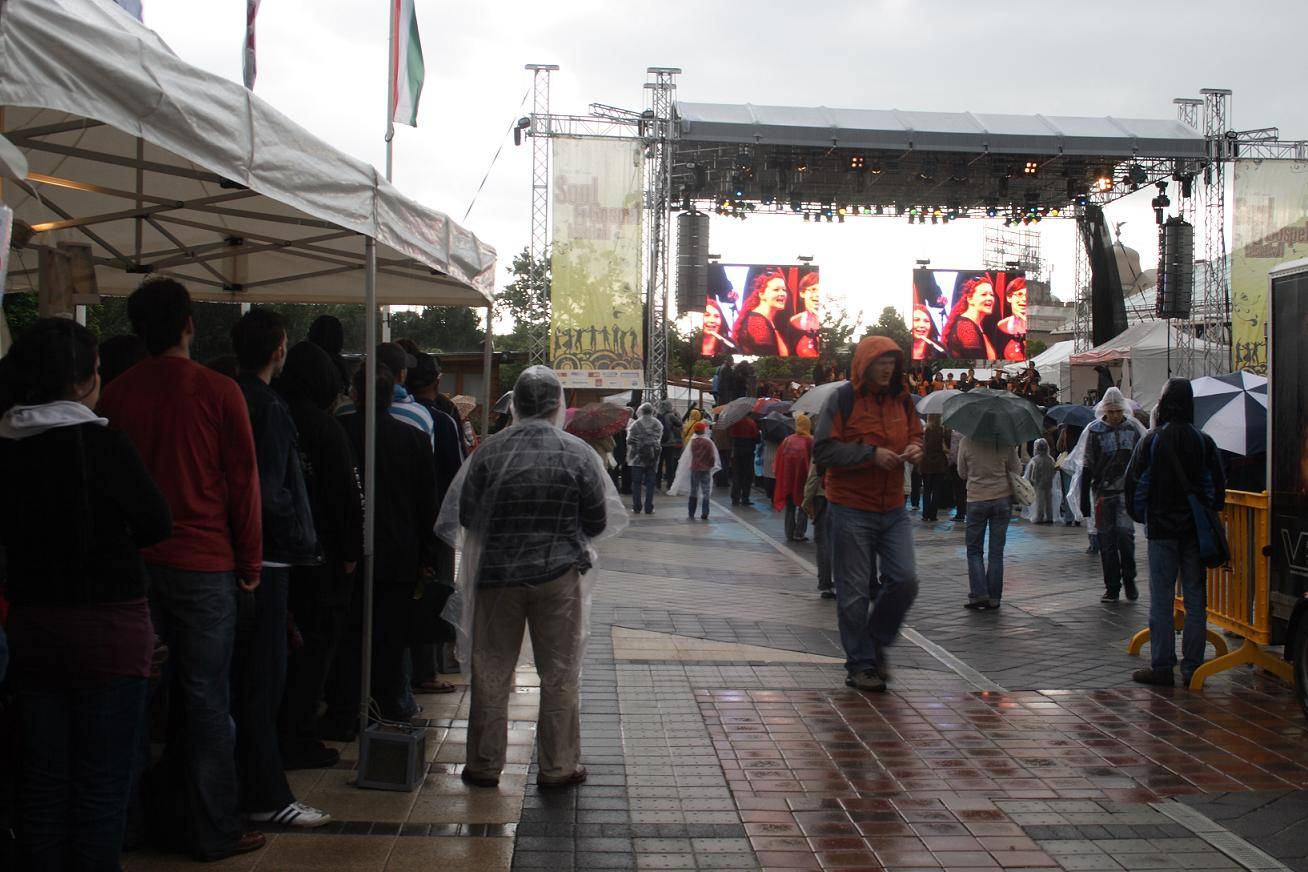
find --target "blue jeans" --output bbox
[1095,493,1136,593]
[18,675,148,871]
[965,497,1012,603]
[688,470,711,518]
[147,565,241,857]
[829,503,919,674]
[632,464,657,512]
[1147,537,1207,678]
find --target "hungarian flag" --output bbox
[242,0,260,90]
[390,0,425,126]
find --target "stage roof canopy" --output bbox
[0,0,496,307]
[671,101,1206,216]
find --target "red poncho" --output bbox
[772,432,813,510]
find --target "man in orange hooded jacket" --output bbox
[813,336,923,692]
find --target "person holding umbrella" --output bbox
[944,389,1044,610]
[812,337,923,692]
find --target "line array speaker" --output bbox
[1156,216,1194,320]
[675,211,709,313]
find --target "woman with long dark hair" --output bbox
[0,318,171,870]
[732,270,791,356]
[700,299,735,357]
[910,305,945,360]
[943,277,999,359]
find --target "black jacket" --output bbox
[1125,423,1226,540]
[340,408,438,587]
[238,374,321,565]
[275,344,363,604]
[1,423,171,606]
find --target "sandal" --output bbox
[411,678,457,694]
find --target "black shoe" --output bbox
[1100,591,1119,603]
[645,508,654,515]
[1124,580,1139,601]
[461,768,500,788]
[819,589,836,600]
[963,599,993,610]
[195,831,265,862]
[701,514,709,520]
[845,668,886,692]
[282,743,341,771]
[1132,668,1175,686]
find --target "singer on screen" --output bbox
[787,272,821,358]
[911,305,945,360]
[997,277,1028,361]
[733,270,791,356]
[944,277,998,360]
[701,299,736,357]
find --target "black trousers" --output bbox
[279,575,350,758]
[231,567,294,813]
[922,472,946,520]
[658,445,680,489]
[730,441,755,504]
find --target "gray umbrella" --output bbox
[713,396,756,431]
[790,380,848,417]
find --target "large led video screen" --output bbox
[699,263,821,358]
[911,268,1027,362]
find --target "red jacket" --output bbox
[772,433,812,510]
[98,356,263,582]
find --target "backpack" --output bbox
[815,382,916,475]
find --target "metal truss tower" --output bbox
[642,67,679,402]
[1198,88,1232,375]
[1072,209,1092,353]
[525,64,558,366]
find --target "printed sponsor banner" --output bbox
[550,137,644,389]
[1231,159,1308,374]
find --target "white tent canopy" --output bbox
[1069,320,1228,409]
[0,0,495,306]
[1030,339,1074,402]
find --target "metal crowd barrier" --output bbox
[1127,490,1293,689]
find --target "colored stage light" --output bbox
[985,204,998,218]
[795,160,809,173]
[1024,160,1039,175]
[837,206,848,217]
[1049,207,1061,217]
[1075,193,1090,207]
[790,197,803,212]
[849,155,865,170]
[1094,176,1113,192]
[869,160,883,175]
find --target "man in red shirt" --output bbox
[98,279,264,862]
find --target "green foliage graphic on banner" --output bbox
[1231,159,1308,375]
[550,137,645,389]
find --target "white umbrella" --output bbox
[790,380,848,417]
[1192,371,1268,456]
[914,389,961,417]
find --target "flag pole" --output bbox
[385,0,395,183]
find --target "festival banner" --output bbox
[1231,159,1308,374]
[550,137,645,389]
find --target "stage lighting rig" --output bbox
[849,155,865,171]
[869,159,883,175]
[1151,181,1171,224]
[1023,160,1039,175]
[512,116,531,146]
[1174,172,1194,199]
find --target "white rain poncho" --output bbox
[1064,387,1147,524]
[667,429,722,496]
[1021,437,1062,522]
[436,366,629,680]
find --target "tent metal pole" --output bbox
[358,236,378,744]
[481,305,493,435]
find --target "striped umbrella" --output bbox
[1191,371,1268,456]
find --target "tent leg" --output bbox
[481,305,493,436]
[358,237,378,748]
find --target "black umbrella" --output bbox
[1045,403,1094,428]
[759,411,795,444]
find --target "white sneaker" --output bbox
[248,801,332,828]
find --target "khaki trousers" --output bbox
[466,569,583,781]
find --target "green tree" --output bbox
[2,291,39,339]
[389,306,484,352]
[1025,338,1048,358]
[863,306,911,355]
[497,247,550,344]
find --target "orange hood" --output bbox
[850,335,905,396]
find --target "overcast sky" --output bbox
[142,0,1307,329]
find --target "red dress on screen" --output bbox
[737,312,789,356]
[945,317,997,360]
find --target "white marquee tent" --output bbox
[1030,339,1074,402]
[0,0,495,306]
[1069,320,1227,409]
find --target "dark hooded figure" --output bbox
[307,315,353,400]
[1125,378,1226,688]
[273,342,363,766]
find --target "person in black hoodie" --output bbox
[1125,378,1226,687]
[0,318,172,870]
[307,314,353,403]
[274,342,363,769]
[338,365,439,723]
[230,310,330,829]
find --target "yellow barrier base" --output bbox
[1188,638,1293,690]
[1130,627,1229,661]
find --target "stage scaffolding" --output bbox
[518,73,1308,388]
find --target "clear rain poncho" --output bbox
[667,428,722,496]
[1064,387,1147,526]
[1020,437,1062,522]
[436,366,629,679]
